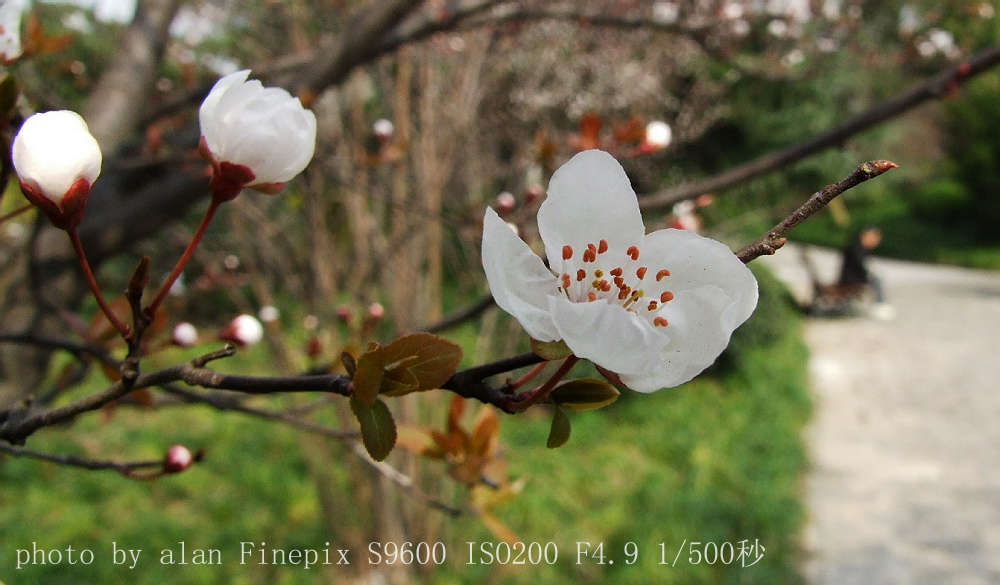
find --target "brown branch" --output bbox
[419,293,495,333]
[640,44,1000,210]
[736,160,899,263]
[297,0,426,95]
[0,442,163,475]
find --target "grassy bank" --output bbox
[1,267,810,584]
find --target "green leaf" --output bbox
[379,333,463,397]
[350,396,397,461]
[550,378,620,411]
[351,348,384,408]
[530,338,573,360]
[546,406,571,449]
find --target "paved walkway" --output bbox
[757,244,1000,585]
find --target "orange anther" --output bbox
[588,291,597,301]
[647,301,659,311]
[653,317,669,327]
[562,273,571,288]
[594,269,604,278]
[618,289,629,300]
[600,280,612,292]
[636,266,648,280]
[610,267,623,277]
[577,269,586,281]
[562,245,573,260]
[627,246,640,260]
[660,291,674,303]
[656,269,671,281]
[598,239,609,254]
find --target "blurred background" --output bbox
[1,1,999,583]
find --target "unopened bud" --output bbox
[373,118,395,141]
[496,191,516,212]
[306,336,322,358]
[219,314,263,346]
[524,184,543,204]
[172,322,199,347]
[258,305,280,323]
[12,111,103,231]
[163,444,193,473]
[336,305,352,323]
[643,120,672,150]
[367,302,385,320]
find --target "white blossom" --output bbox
[482,150,757,392]
[199,70,316,196]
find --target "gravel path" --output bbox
[757,244,1000,585]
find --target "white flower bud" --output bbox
[220,314,263,346]
[373,118,394,140]
[12,111,102,229]
[258,305,279,323]
[198,70,317,201]
[644,121,672,149]
[172,322,199,347]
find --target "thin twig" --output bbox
[736,160,898,263]
[419,293,495,333]
[0,442,162,475]
[640,45,1000,209]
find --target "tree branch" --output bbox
[736,160,898,262]
[0,442,163,475]
[640,44,1000,210]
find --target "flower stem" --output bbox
[0,203,33,224]
[145,200,221,317]
[508,361,549,392]
[67,228,131,339]
[511,355,579,412]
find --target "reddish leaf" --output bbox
[379,333,463,397]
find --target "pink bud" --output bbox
[163,444,193,473]
[496,191,516,212]
[367,302,385,320]
[219,314,263,346]
[524,184,543,204]
[336,305,352,323]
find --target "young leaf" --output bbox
[379,333,463,396]
[351,348,384,408]
[530,337,573,360]
[350,395,397,461]
[550,378,621,411]
[546,406,571,449]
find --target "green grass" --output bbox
[1,267,810,584]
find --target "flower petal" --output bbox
[481,208,561,341]
[537,150,645,273]
[638,228,758,331]
[549,295,671,376]
[616,228,758,392]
